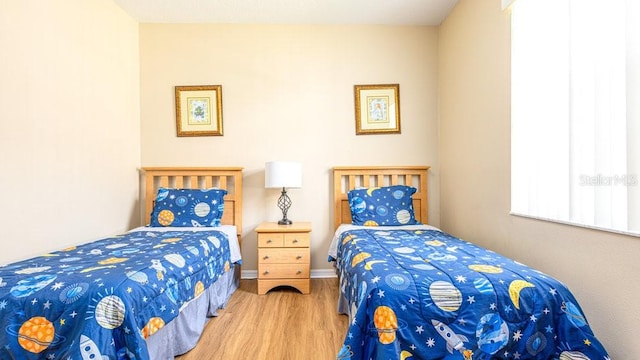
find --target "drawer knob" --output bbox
[292,239,299,243]
[267,239,273,243]
[263,255,270,260]
[263,270,270,275]
[296,270,302,274]
[296,255,302,260]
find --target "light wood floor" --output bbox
[175,278,349,360]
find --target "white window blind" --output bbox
[511,0,640,236]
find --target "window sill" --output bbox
[509,212,640,238]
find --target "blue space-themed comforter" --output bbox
[0,229,236,360]
[330,226,609,360]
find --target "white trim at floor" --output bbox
[241,269,336,279]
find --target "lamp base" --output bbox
[276,187,293,225]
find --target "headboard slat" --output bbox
[333,166,430,230]
[348,175,356,190]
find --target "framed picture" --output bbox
[354,84,400,135]
[175,85,223,137]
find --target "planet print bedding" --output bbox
[328,225,609,360]
[0,227,238,359]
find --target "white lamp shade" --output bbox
[265,161,302,189]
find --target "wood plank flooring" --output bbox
[175,278,349,360]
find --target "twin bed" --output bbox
[0,165,609,360]
[0,167,243,360]
[329,166,609,360]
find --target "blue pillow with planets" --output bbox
[149,188,227,227]
[348,185,419,226]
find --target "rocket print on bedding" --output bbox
[0,229,234,360]
[334,228,609,360]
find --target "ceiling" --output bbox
[112,0,458,26]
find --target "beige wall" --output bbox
[5,0,629,354]
[439,0,639,357]
[139,24,440,275]
[0,0,140,263]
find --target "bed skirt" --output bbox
[146,264,240,359]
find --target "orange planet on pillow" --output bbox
[157,210,175,226]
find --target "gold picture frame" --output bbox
[175,85,223,137]
[354,84,400,135]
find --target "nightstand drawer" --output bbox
[257,232,284,247]
[284,232,310,247]
[258,264,310,279]
[259,248,310,264]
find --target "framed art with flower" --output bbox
[354,84,400,135]
[175,85,223,137]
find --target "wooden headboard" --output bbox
[333,166,430,230]
[140,167,243,237]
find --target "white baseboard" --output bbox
[241,269,336,280]
[241,269,258,279]
[311,269,338,278]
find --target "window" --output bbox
[510,0,640,236]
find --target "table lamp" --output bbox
[265,161,302,225]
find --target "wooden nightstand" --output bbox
[256,221,311,294]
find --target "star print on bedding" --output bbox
[0,229,234,359]
[149,188,227,227]
[333,228,609,360]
